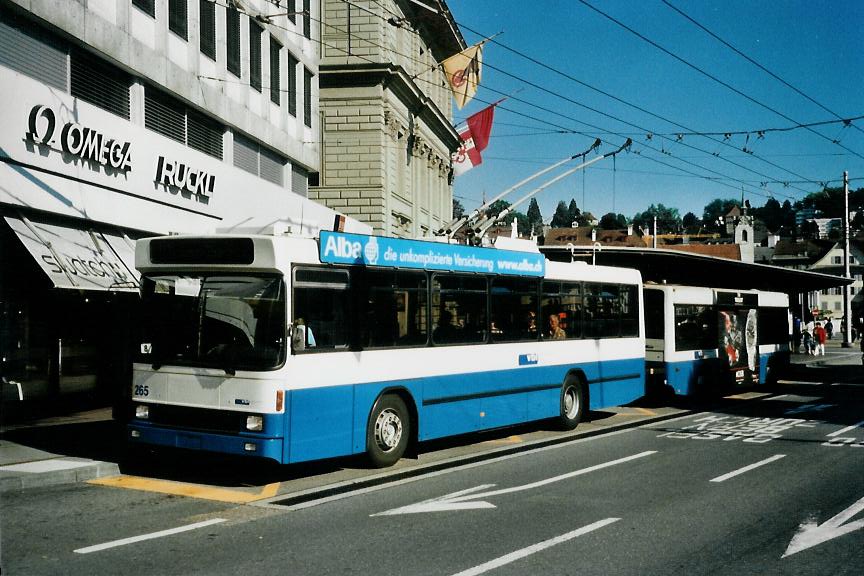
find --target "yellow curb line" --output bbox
[88,475,280,504]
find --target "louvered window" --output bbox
[234,133,286,186]
[199,0,216,60]
[71,50,132,119]
[145,86,224,159]
[0,14,68,91]
[287,0,296,24]
[287,53,298,117]
[187,109,224,159]
[132,0,155,17]
[169,0,188,40]
[303,0,311,39]
[226,6,241,77]
[249,20,262,92]
[269,37,281,105]
[303,67,312,127]
[292,165,308,197]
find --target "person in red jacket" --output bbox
[813,322,828,356]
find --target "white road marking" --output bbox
[449,518,620,576]
[74,519,226,554]
[826,420,864,438]
[373,451,656,516]
[710,454,786,483]
[783,495,864,558]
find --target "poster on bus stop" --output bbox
[718,308,759,385]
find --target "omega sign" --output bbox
[27,105,132,171]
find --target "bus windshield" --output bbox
[137,274,286,371]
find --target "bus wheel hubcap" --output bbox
[564,387,578,418]
[375,409,402,452]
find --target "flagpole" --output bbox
[439,139,602,238]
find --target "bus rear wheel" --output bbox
[366,394,410,468]
[558,378,585,430]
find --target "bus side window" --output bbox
[292,267,351,352]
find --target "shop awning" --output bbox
[5,216,139,292]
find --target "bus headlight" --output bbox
[135,404,150,420]
[246,414,264,432]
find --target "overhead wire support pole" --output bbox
[472,138,631,240]
[439,139,602,238]
[843,170,852,348]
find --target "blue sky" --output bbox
[446,0,864,223]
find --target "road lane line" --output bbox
[826,420,864,438]
[74,519,226,554]
[710,455,786,483]
[449,518,620,576]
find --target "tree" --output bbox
[452,197,465,220]
[632,204,681,234]
[485,199,511,219]
[526,198,543,235]
[702,198,739,233]
[567,199,582,226]
[599,212,627,230]
[550,200,572,228]
[752,197,783,233]
[682,211,699,231]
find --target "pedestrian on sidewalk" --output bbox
[802,327,814,355]
[814,322,827,356]
[825,319,834,340]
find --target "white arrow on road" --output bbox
[782,495,864,558]
[372,450,656,516]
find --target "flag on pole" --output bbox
[441,42,483,110]
[451,104,496,177]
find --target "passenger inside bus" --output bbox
[547,314,566,340]
[292,317,316,350]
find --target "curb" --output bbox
[0,459,121,493]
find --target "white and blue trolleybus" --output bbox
[128,231,646,466]
[643,284,791,396]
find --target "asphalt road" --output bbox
[3,358,863,575]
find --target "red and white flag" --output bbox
[451,104,496,177]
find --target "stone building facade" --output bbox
[313,0,464,237]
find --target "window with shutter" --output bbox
[187,108,224,159]
[233,134,259,176]
[0,15,68,92]
[269,37,281,105]
[303,67,312,127]
[303,0,311,39]
[227,6,241,77]
[260,147,286,186]
[199,0,216,60]
[249,20,262,92]
[286,53,298,117]
[234,133,288,185]
[132,0,155,17]
[169,0,188,40]
[145,87,186,144]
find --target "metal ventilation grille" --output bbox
[144,87,186,144]
[233,134,259,175]
[260,147,285,186]
[0,16,68,91]
[187,108,223,159]
[292,165,308,197]
[71,50,132,119]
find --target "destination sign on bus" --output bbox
[320,231,545,277]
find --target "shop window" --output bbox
[71,49,132,120]
[199,0,216,60]
[431,275,487,345]
[226,5,241,77]
[249,20,262,92]
[269,36,281,105]
[491,277,539,342]
[133,0,155,17]
[169,0,188,40]
[303,67,313,127]
[287,53,298,117]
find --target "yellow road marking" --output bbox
[628,407,656,416]
[88,476,281,504]
[482,435,523,445]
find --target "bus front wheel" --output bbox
[558,378,585,430]
[366,394,410,467]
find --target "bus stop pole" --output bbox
[843,170,852,348]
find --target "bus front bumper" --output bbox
[128,422,284,462]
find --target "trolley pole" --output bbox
[843,171,852,347]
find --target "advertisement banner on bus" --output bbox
[319,232,545,277]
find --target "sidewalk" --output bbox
[0,407,122,492]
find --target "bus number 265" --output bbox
[134,385,150,397]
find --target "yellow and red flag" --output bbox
[442,42,483,110]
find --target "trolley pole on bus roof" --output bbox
[842,170,852,348]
